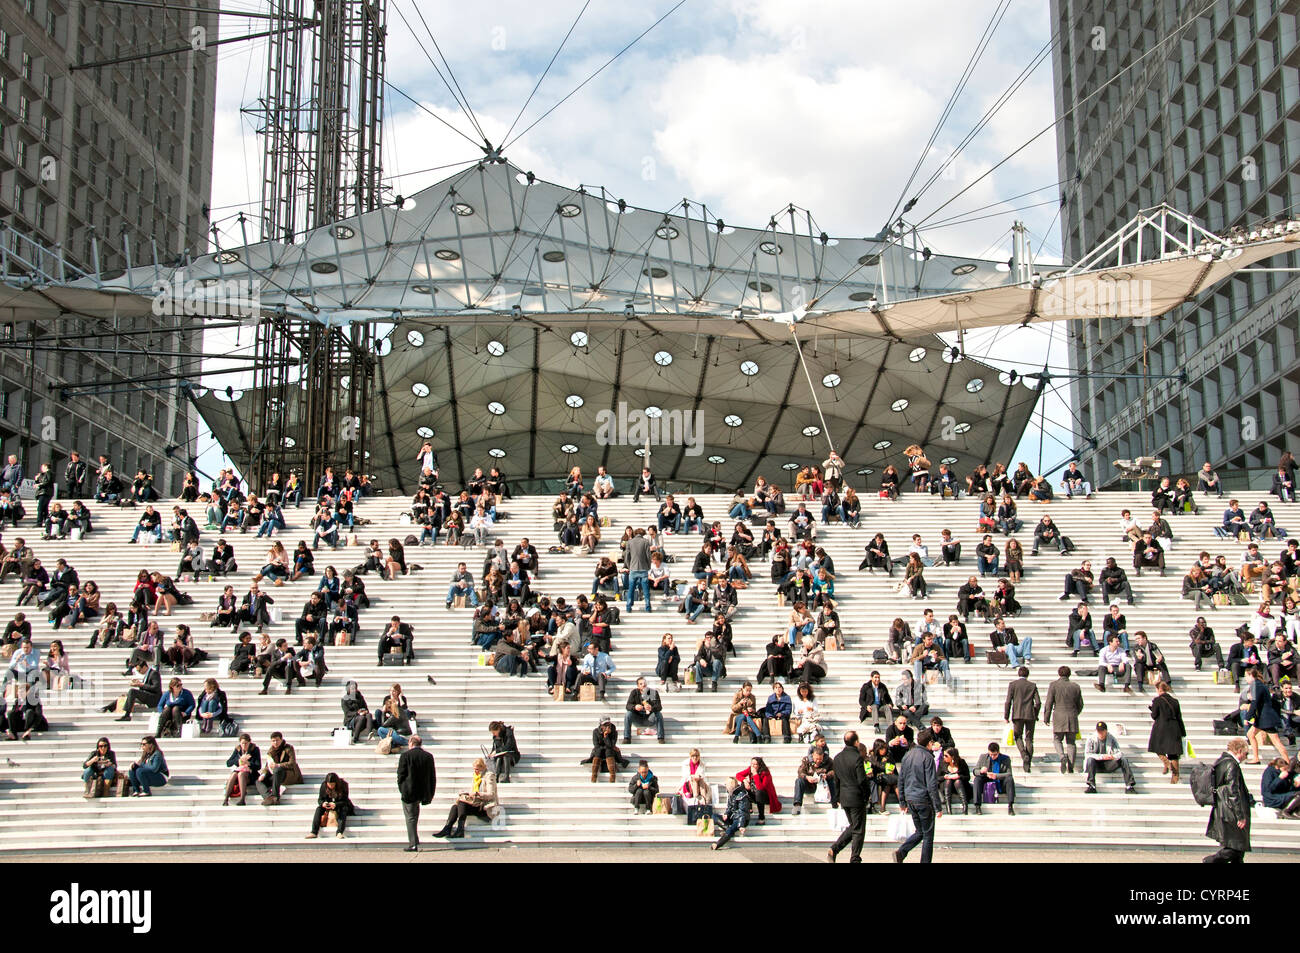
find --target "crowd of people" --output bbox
[2,440,1295,861]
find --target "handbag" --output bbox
[375,735,395,755]
[886,811,916,841]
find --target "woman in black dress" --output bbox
[1147,681,1187,784]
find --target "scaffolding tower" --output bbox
[246,0,386,492]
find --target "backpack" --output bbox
[1188,762,1216,807]
[872,649,889,663]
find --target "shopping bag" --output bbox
[887,812,916,842]
[180,722,200,740]
[652,796,671,815]
[1005,726,1016,746]
[826,807,848,832]
[1184,739,1197,760]
[332,728,351,747]
[695,816,712,837]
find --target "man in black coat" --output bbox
[1204,738,1253,863]
[397,735,436,852]
[858,671,893,730]
[64,452,88,499]
[827,731,870,863]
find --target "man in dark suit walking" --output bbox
[827,730,869,863]
[896,728,943,863]
[397,735,436,852]
[1043,665,1084,773]
[1003,666,1041,772]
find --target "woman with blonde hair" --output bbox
[433,757,500,838]
[565,466,584,500]
[680,747,710,804]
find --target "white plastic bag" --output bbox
[887,811,916,842]
[180,722,200,740]
[826,807,848,832]
[332,728,351,747]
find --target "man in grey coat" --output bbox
[396,735,436,852]
[1003,667,1042,772]
[624,529,653,613]
[895,728,944,863]
[1043,665,1084,773]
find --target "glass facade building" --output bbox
[0,0,216,492]
[1052,0,1299,489]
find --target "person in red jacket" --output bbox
[735,756,782,824]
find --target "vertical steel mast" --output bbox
[248,0,386,492]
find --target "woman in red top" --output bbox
[735,756,781,823]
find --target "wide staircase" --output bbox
[0,487,1290,853]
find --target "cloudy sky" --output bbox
[198,0,1080,478]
